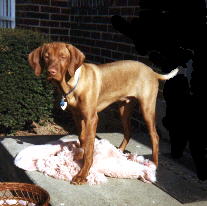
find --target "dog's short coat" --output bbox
[28,42,178,184]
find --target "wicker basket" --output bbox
[0,182,50,206]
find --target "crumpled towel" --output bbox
[0,199,35,206]
[15,137,156,185]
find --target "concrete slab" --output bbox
[0,132,207,206]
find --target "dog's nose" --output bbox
[48,69,57,76]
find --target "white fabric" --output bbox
[15,138,156,185]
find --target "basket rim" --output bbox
[0,182,50,203]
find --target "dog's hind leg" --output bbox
[139,96,159,167]
[118,100,136,151]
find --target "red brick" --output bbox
[50,28,69,35]
[85,54,95,62]
[95,40,118,50]
[75,37,95,47]
[60,22,71,28]
[16,18,39,26]
[96,24,108,32]
[50,35,60,41]
[91,32,101,40]
[16,0,50,5]
[16,4,39,12]
[73,23,96,31]
[94,55,104,63]
[115,0,128,6]
[121,7,134,16]
[128,0,140,7]
[97,8,109,15]
[112,51,124,59]
[61,8,70,14]
[58,35,70,42]
[93,16,110,24]
[36,27,50,34]
[81,45,91,53]
[40,20,60,27]
[41,6,60,13]
[117,43,132,52]
[103,57,114,63]
[51,14,69,21]
[17,11,49,19]
[101,49,112,58]
[70,36,79,44]
[123,53,137,60]
[51,0,68,7]
[102,33,113,41]
[51,35,70,42]
[107,25,117,33]
[91,47,101,56]
[112,34,125,42]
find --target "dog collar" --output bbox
[60,66,82,110]
[64,66,81,97]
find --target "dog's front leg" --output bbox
[72,113,98,185]
[72,112,86,161]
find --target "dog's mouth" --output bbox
[47,76,53,81]
[47,73,55,81]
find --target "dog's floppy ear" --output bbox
[65,44,85,76]
[28,46,44,76]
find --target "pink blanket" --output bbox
[15,138,156,185]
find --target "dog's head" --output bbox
[28,42,85,81]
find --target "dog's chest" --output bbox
[66,95,78,108]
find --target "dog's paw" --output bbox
[71,175,87,185]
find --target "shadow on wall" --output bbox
[111,0,207,180]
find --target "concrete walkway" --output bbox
[0,132,207,206]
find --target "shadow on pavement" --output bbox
[0,142,33,183]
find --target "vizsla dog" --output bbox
[28,42,178,184]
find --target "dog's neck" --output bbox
[60,65,82,97]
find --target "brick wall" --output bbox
[16,0,149,64]
[69,0,147,64]
[16,0,70,42]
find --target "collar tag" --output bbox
[60,97,67,110]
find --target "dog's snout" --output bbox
[48,69,57,76]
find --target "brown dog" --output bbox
[28,42,178,184]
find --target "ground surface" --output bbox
[1,109,207,206]
[1,133,207,206]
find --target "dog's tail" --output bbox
[156,68,179,81]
